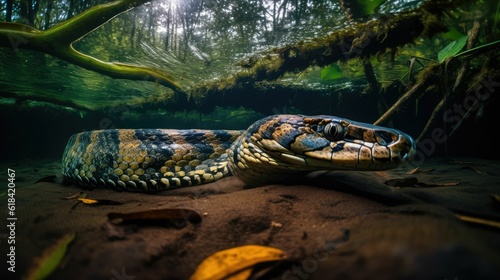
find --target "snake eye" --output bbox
[324,122,345,141]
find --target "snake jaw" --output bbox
[339,120,416,168]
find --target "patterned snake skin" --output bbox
[62,114,416,192]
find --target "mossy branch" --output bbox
[194,0,472,94]
[0,0,182,91]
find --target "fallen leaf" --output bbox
[375,171,390,177]
[189,245,286,280]
[406,167,420,174]
[77,198,99,204]
[77,198,122,205]
[24,232,76,280]
[226,268,252,280]
[108,208,202,224]
[70,193,122,210]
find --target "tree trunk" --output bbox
[20,0,30,25]
[164,1,171,50]
[67,0,75,19]
[44,0,54,30]
[31,0,40,27]
[5,0,13,22]
[130,11,136,49]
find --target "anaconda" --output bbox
[62,114,416,192]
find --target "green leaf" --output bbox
[357,0,386,15]
[441,27,465,41]
[321,63,342,80]
[438,35,469,62]
[25,232,76,280]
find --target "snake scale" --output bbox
[62,114,416,192]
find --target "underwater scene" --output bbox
[0,0,499,279]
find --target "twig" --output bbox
[374,64,439,125]
[416,20,481,143]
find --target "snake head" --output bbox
[229,114,416,185]
[300,115,416,170]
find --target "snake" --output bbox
[61,114,416,192]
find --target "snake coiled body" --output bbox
[62,115,416,192]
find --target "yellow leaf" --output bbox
[226,268,252,280]
[77,198,99,204]
[24,232,76,280]
[189,245,286,280]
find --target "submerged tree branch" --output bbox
[193,0,471,95]
[0,0,182,91]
